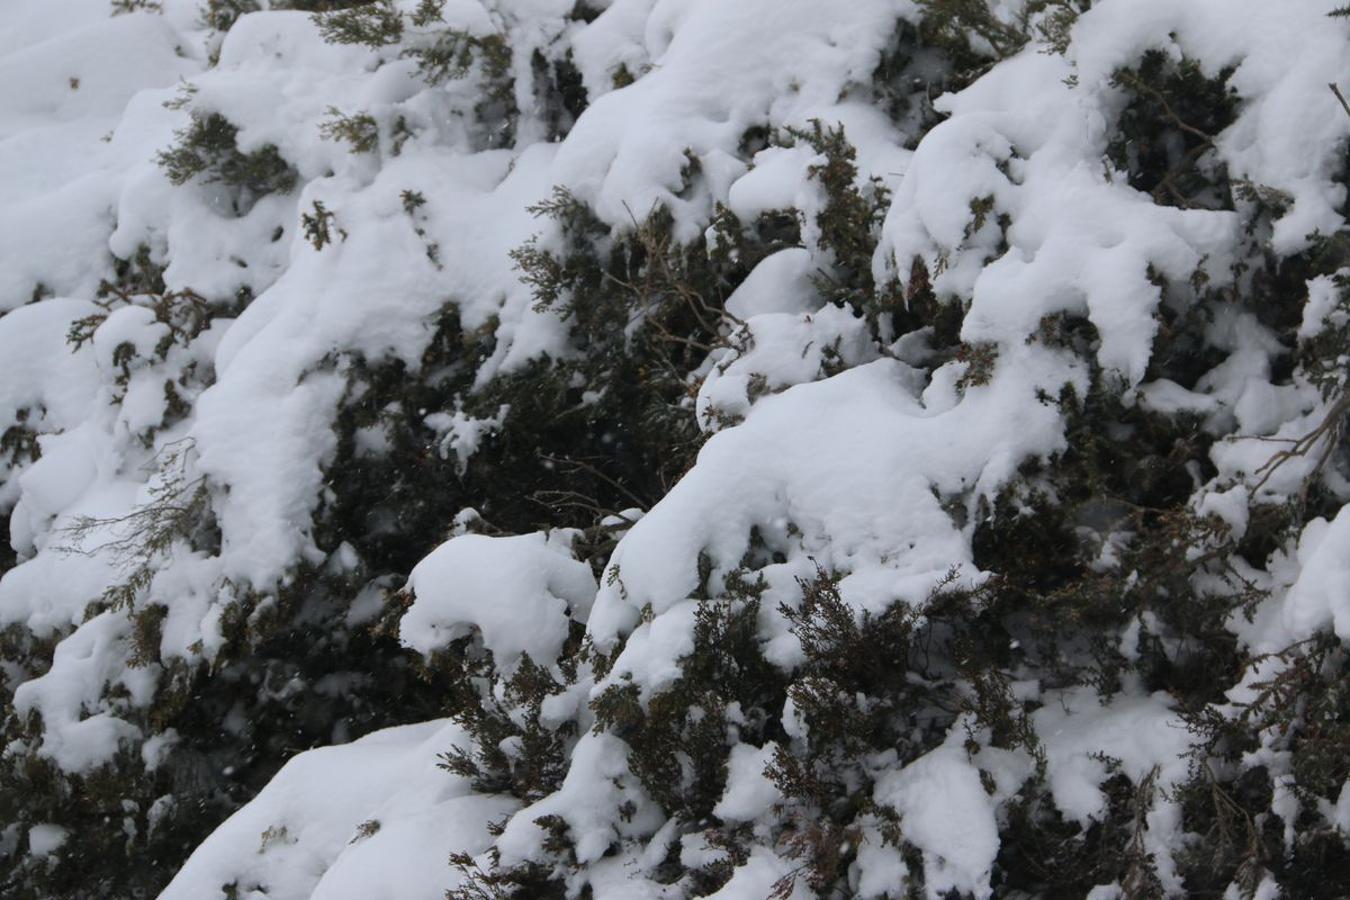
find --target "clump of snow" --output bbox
[159,719,518,900]
[697,303,879,431]
[0,299,102,495]
[11,611,147,773]
[1298,271,1349,341]
[721,247,821,320]
[875,741,1000,900]
[26,823,68,858]
[1279,508,1350,641]
[547,0,912,240]
[424,402,510,475]
[1033,687,1191,825]
[712,741,782,823]
[401,530,596,668]
[495,732,663,868]
[0,11,197,311]
[1068,0,1350,256]
[593,345,1082,660]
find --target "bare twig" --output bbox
[1249,392,1350,503]
[1331,82,1350,119]
[537,452,650,511]
[1116,71,1217,144]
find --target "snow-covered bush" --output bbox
[1,0,1348,898]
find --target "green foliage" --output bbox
[312,1,520,145]
[0,411,41,474]
[301,200,344,250]
[197,0,259,33]
[157,111,297,212]
[434,649,579,803]
[400,189,426,214]
[0,746,237,900]
[68,285,212,356]
[1031,0,1089,55]
[319,107,380,154]
[910,0,1089,90]
[781,569,938,762]
[408,29,510,86]
[447,850,565,900]
[197,1,381,41]
[596,577,783,824]
[1169,634,1350,897]
[955,340,999,389]
[505,187,798,524]
[771,568,1000,805]
[313,0,403,47]
[916,0,1035,61]
[399,189,442,267]
[59,441,214,613]
[0,562,463,897]
[103,243,168,298]
[129,603,170,668]
[917,0,1089,59]
[786,120,891,307]
[610,62,635,89]
[111,0,163,13]
[994,762,1174,897]
[1108,50,1239,210]
[533,48,588,142]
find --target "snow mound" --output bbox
[160,719,517,900]
[401,530,596,667]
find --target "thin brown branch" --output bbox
[1117,71,1217,144]
[1249,392,1350,499]
[537,453,650,511]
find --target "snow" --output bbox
[0,10,197,310]
[1,0,1348,896]
[495,732,663,868]
[875,742,999,900]
[424,403,510,475]
[11,611,145,773]
[1298,271,1349,341]
[1280,508,1350,642]
[26,823,68,858]
[160,719,518,900]
[1033,688,1191,826]
[1069,0,1350,255]
[854,831,909,899]
[697,304,879,431]
[881,48,1238,386]
[721,247,821,320]
[592,346,1081,660]
[547,0,913,240]
[712,742,782,823]
[400,530,597,667]
[0,299,102,450]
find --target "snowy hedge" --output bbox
[1,0,1348,898]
